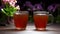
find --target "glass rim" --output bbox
[33,11,49,14]
[14,11,28,15]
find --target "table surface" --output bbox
[0,23,60,34]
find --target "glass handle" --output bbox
[47,14,54,25]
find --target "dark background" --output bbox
[17,0,60,10]
[0,0,60,10]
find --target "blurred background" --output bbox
[0,0,60,26]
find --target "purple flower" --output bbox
[34,3,43,10]
[24,2,43,11]
[47,4,57,12]
[23,1,34,10]
[24,1,33,7]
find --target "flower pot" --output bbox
[7,16,14,26]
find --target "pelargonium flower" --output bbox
[15,5,20,10]
[2,0,9,2]
[2,0,17,7]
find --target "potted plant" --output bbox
[1,0,19,26]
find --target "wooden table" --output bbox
[0,23,60,34]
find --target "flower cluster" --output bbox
[47,4,60,12]
[1,0,20,17]
[2,0,17,7]
[47,4,56,12]
[23,1,43,11]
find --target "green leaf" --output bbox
[1,4,17,17]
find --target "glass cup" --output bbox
[13,11,29,30]
[33,11,49,31]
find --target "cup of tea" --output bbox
[13,11,29,30]
[33,11,49,31]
